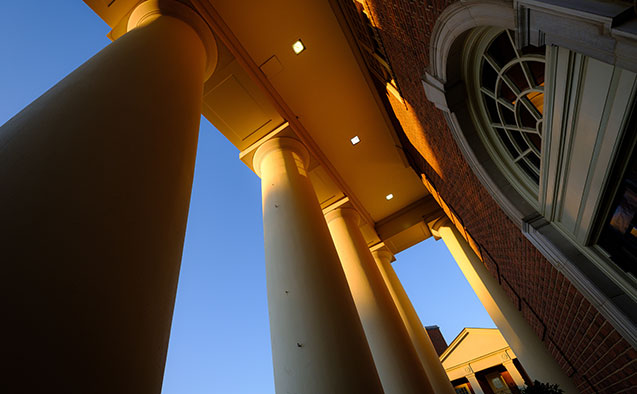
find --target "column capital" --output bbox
[371,248,394,265]
[128,0,218,79]
[253,137,310,177]
[427,215,451,238]
[325,207,360,226]
[463,365,475,375]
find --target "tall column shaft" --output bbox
[503,360,527,388]
[325,208,434,394]
[254,138,383,394]
[372,249,456,394]
[431,218,578,393]
[466,373,486,394]
[1,2,214,393]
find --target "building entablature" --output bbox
[85,0,435,250]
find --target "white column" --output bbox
[253,138,383,394]
[430,217,578,393]
[1,1,216,393]
[372,249,456,394]
[503,360,527,388]
[466,373,485,394]
[325,207,435,394]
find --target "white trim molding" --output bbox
[429,0,515,83]
[524,215,637,347]
[422,73,449,113]
[516,0,637,73]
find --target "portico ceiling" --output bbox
[85,0,431,247]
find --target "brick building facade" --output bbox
[336,0,637,392]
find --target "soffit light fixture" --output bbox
[292,39,305,55]
[385,193,394,200]
[350,136,361,145]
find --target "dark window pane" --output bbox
[483,94,499,122]
[500,104,516,125]
[497,129,517,159]
[482,60,498,92]
[598,149,637,275]
[528,151,541,169]
[511,129,528,154]
[518,103,537,129]
[506,63,529,91]
[518,159,540,184]
[499,80,517,103]
[528,132,542,152]
[528,60,545,87]
[487,32,516,68]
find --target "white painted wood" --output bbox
[557,58,613,233]
[516,0,637,73]
[542,47,637,248]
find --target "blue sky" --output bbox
[0,2,495,393]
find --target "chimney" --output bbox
[425,325,448,356]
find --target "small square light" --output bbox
[385,193,394,200]
[350,136,360,145]
[292,39,305,55]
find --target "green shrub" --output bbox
[520,380,564,394]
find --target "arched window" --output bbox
[463,28,546,205]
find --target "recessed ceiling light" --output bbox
[292,39,305,55]
[350,136,360,145]
[385,193,394,200]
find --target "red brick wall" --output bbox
[337,0,637,392]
